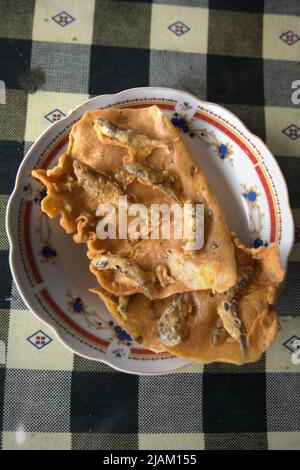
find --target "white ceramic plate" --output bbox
[6,87,294,374]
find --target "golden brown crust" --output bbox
[31,106,285,364]
[92,236,284,364]
[32,105,237,295]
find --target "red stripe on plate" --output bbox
[256,165,276,242]
[24,201,43,284]
[40,289,160,356]
[195,111,257,164]
[40,288,110,347]
[195,111,276,242]
[41,135,69,169]
[130,347,169,356]
[128,104,175,110]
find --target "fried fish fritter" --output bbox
[32,106,238,295]
[92,252,153,299]
[94,117,168,159]
[124,161,181,203]
[73,160,124,204]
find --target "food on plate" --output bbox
[32,105,237,297]
[32,105,285,364]
[216,265,254,351]
[156,293,189,346]
[92,252,154,299]
[94,117,169,159]
[92,235,284,364]
[73,159,125,204]
[123,161,181,203]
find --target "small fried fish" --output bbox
[73,160,124,204]
[124,161,181,203]
[89,286,129,319]
[182,200,204,251]
[211,317,227,345]
[156,293,188,346]
[217,267,253,351]
[92,252,153,299]
[94,118,168,158]
[117,296,130,319]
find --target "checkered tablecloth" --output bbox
[0,0,299,451]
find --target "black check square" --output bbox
[89,45,149,95]
[0,38,32,91]
[276,157,300,210]
[207,55,264,106]
[3,370,72,432]
[267,373,300,431]
[0,252,12,310]
[150,51,207,100]
[0,0,35,40]
[208,10,263,58]
[264,59,300,108]
[139,374,203,433]
[209,0,264,13]
[10,282,28,311]
[264,0,300,16]
[203,373,266,433]
[73,354,117,372]
[71,371,138,433]
[204,354,266,374]
[224,104,265,140]
[0,141,25,194]
[0,197,9,251]
[30,41,90,94]
[278,262,300,317]
[0,368,5,417]
[93,0,151,49]
[0,368,5,448]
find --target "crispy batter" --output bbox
[92,237,284,364]
[32,106,238,295]
[92,252,153,299]
[156,294,188,346]
[217,267,253,351]
[29,106,285,364]
[124,161,181,203]
[211,317,227,346]
[182,200,204,251]
[73,160,124,204]
[94,117,168,159]
[89,285,130,320]
[117,296,130,318]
